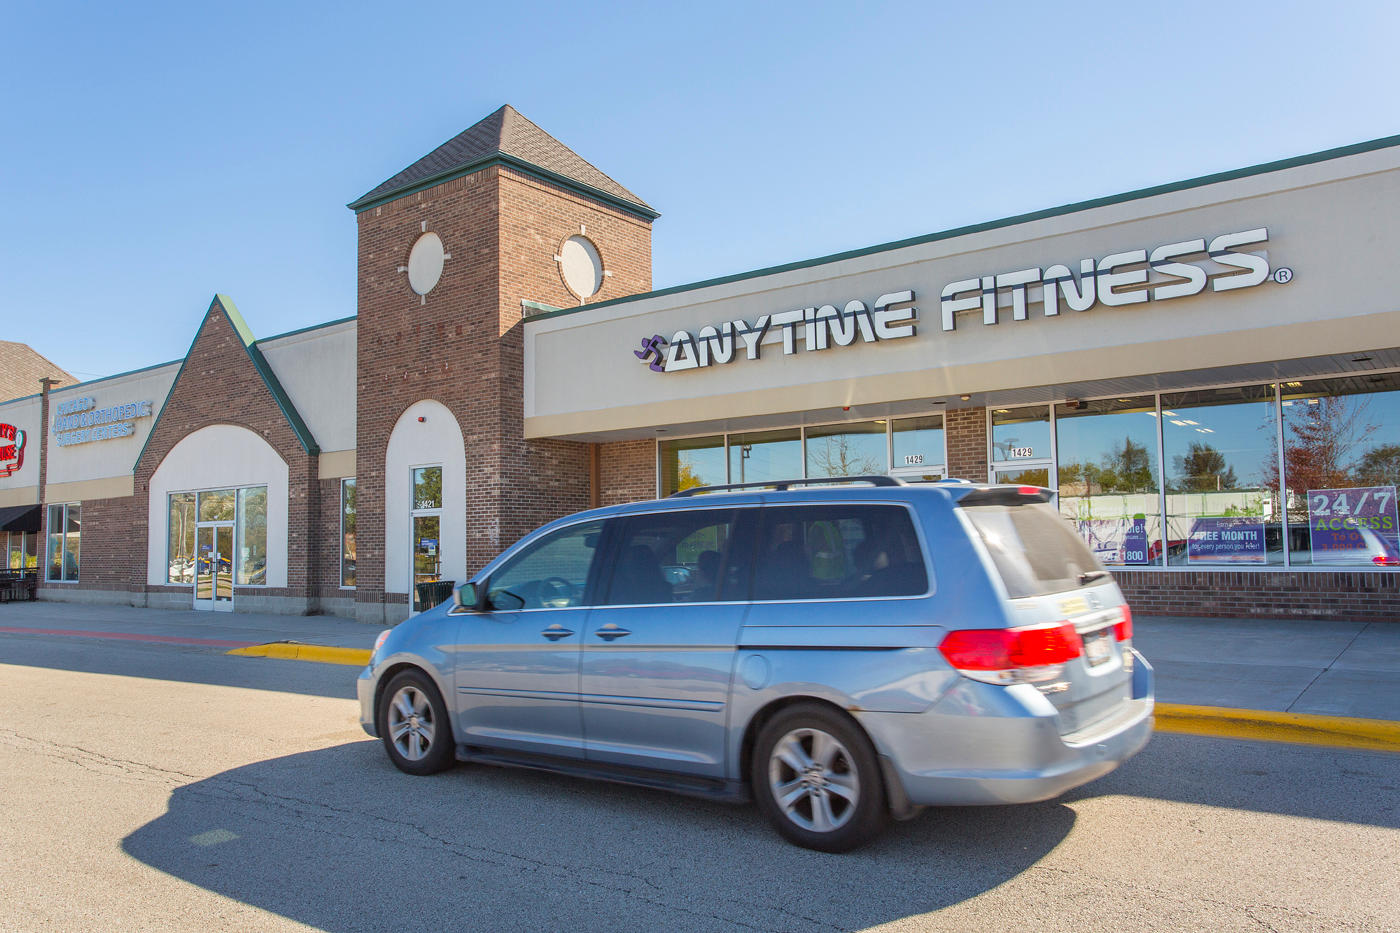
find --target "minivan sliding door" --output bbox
[581,508,753,779]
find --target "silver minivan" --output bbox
[358,477,1153,851]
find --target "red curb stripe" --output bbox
[0,626,257,649]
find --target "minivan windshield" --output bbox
[960,501,1106,598]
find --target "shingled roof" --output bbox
[0,341,75,402]
[349,105,654,217]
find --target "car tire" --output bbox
[378,669,455,776]
[751,703,888,852]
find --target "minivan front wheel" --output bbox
[379,669,455,775]
[752,704,888,852]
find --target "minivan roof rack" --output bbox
[669,475,904,497]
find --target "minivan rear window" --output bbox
[960,502,1105,598]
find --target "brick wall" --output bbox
[1119,569,1400,622]
[597,439,657,506]
[945,406,988,481]
[70,495,142,593]
[314,476,350,601]
[355,164,653,620]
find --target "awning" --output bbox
[0,504,40,533]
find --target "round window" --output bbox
[558,235,603,299]
[407,233,445,296]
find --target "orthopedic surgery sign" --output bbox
[632,228,1282,374]
[51,395,154,447]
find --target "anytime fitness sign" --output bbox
[633,228,1279,374]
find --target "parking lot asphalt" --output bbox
[4,600,1398,749]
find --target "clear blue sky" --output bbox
[3,0,1397,382]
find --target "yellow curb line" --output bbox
[227,643,371,667]
[1156,703,1400,753]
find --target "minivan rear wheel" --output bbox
[751,703,888,852]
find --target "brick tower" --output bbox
[348,105,655,623]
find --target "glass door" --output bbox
[194,523,234,611]
[409,465,444,614]
[990,405,1055,491]
[411,515,442,612]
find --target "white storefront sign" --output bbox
[939,228,1275,331]
[633,229,1279,376]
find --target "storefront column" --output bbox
[945,406,988,482]
[35,376,54,594]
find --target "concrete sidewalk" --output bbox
[3,601,1398,737]
[0,601,378,652]
[1134,616,1400,722]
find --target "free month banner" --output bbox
[1187,516,1267,564]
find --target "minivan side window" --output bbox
[486,519,605,610]
[752,505,928,600]
[603,509,741,605]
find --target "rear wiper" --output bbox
[1078,570,1110,586]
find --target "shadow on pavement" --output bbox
[123,742,1076,932]
[1064,730,1400,830]
[0,634,356,700]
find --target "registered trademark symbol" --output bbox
[1273,267,1294,284]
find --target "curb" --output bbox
[1155,703,1400,753]
[226,643,371,667]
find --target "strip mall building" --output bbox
[2,106,1398,623]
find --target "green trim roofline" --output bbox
[525,133,1400,324]
[135,295,321,471]
[348,153,660,221]
[256,315,356,346]
[44,358,183,396]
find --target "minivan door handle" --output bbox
[541,626,574,641]
[595,625,631,641]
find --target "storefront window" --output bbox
[198,489,235,522]
[412,466,442,510]
[1163,385,1281,566]
[168,493,196,583]
[236,486,268,585]
[660,435,725,496]
[1056,396,1163,566]
[3,532,23,570]
[342,478,357,587]
[891,415,945,476]
[729,429,801,486]
[991,406,1051,464]
[1282,373,1400,566]
[805,421,887,478]
[46,503,80,582]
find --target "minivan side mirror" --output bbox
[452,582,482,612]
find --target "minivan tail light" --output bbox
[938,622,1082,685]
[1113,605,1133,641]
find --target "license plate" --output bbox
[1082,628,1113,666]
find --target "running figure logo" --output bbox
[633,334,669,373]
